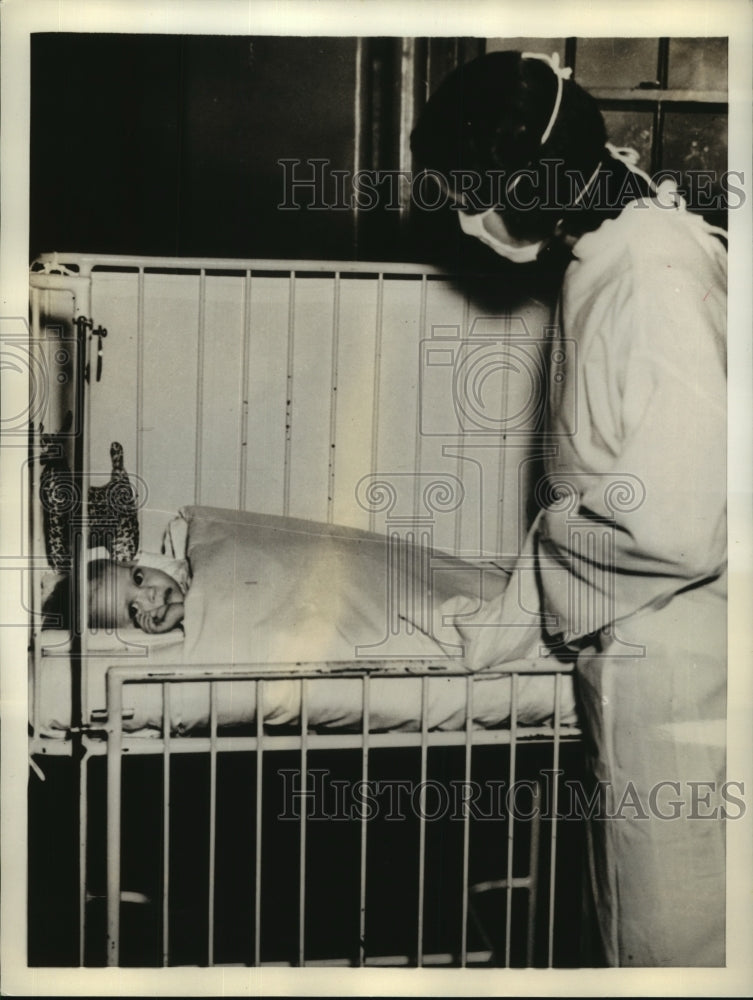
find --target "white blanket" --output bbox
[32,507,577,735]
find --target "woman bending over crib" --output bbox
[411,51,727,967]
[88,559,185,633]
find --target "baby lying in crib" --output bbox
[88,559,186,633]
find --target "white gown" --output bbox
[458,194,727,966]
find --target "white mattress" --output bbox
[32,651,577,737]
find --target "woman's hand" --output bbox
[134,602,184,634]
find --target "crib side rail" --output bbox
[103,658,577,969]
[106,655,577,682]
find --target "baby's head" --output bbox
[89,559,184,632]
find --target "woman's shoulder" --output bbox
[573,199,726,275]
[561,199,726,369]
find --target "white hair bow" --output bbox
[521,51,573,144]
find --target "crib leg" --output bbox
[106,673,124,966]
[526,782,542,966]
[78,745,91,966]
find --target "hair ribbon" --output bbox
[521,51,573,145]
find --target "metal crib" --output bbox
[27,253,583,968]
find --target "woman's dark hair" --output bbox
[411,51,650,243]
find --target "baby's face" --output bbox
[91,563,182,629]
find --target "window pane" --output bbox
[667,38,728,91]
[662,111,727,175]
[602,110,654,170]
[661,111,727,215]
[575,38,659,90]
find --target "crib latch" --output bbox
[78,316,108,383]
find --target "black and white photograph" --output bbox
[1,1,752,996]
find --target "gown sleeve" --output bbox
[536,244,727,647]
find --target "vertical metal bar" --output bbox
[327,273,341,524]
[207,684,218,966]
[106,673,124,966]
[353,38,365,256]
[32,618,42,748]
[547,673,563,969]
[359,675,370,967]
[650,41,670,179]
[136,268,145,487]
[652,101,665,179]
[454,290,471,556]
[30,284,41,338]
[283,272,296,518]
[657,37,670,89]
[460,674,474,968]
[238,270,253,510]
[298,679,308,966]
[405,529,415,639]
[504,671,519,968]
[78,748,88,966]
[254,680,264,966]
[368,274,384,534]
[421,529,432,641]
[194,270,207,505]
[416,675,428,967]
[496,314,512,556]
[30,290,43,740]
[77,305,92,962]
[412,275,428,526]
[30,285,43,740]
[397,39,417,233]
[162,683,171,967]
[564,37,578,74]
[78,309,92,730]
[526,780,542,968]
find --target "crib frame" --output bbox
[103,659,575,969]
[28,253,582,969]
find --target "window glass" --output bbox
[575,38,659,89]
[661,111,727,215]
[667,38,728,91]
[662,111,727,174]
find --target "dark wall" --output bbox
[31,34,362,261]
[31,33,512,276]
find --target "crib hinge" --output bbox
[77,316,108,383]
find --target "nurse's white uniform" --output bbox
[459,193,727,966]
